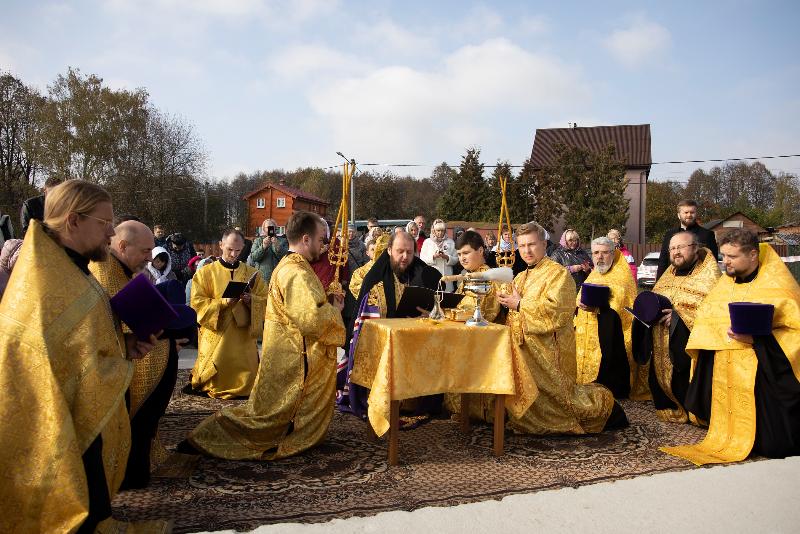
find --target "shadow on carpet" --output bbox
[112,370,715,532]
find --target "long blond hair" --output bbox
[44,179,113,235]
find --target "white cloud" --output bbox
[267,44,368,81]
[604,16,671,67]
[308,38,591,161]
[519,15,549,35]
[452,5,504,37]
[102,0,336,24]
[354,20,436,57]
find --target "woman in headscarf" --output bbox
[420,219,458,291]
[405,221,419,256]
[550,228,593,290]
[607,228,637,279]
[146,246,177,284]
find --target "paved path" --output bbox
[209,456,800,533]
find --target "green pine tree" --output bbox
[436,147,490,221]
[549,142,628,241]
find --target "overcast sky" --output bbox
[2,0,798,181]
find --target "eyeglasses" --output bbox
[669,243,697,253]
[79,213,114,227]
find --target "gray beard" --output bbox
[596,263,611,274]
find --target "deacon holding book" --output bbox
[89,219,188,488]
[496,222,628,434]
[663,229,800,464]
[574,236,650,400]
[183,211,346,459]
[631,231,720,424]
[189,229,268,398]
[0,180,158,532]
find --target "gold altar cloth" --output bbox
[351,318,538,436]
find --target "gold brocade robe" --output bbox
[445,264,502,419]
[455,263,502,323]
[0,221,132,532]
[190,260,268,399]
[650,248,721,423]
[505,258,615,434]
[367,273,405,318]
[575,249,650,400]
[188,253,345,460]
[90,255,170,417]
[662,244,800,465]
[349,260,373,300]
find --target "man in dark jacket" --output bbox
[166,232,196,284]
[19,177,61,235]
[656,199,718,280]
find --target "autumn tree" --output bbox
[645,180,685,243]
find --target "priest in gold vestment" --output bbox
[663,229,800,465]
[90,220,184,489]
[189,229,268,399]
[575,237,650,400]
[183,212,346,460]
[495,222,628,434]
[632,231,721,424]
[0,180,158,533]
[348,233,389,301]
[337,231,441,418]
[445,230,503,420]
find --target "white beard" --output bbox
[596,263,611,274]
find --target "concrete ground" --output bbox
[208,457,800,534]
[177,349,799,533]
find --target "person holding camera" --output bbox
[247,218,288,288]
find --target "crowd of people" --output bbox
[1,180,799,532]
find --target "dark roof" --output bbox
[530,124,652,169]
[775,232,800,245]
[702,212,766,233]
[243,182,329,205]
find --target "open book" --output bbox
[221,271,260,299]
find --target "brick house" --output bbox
[702,211,767,242]
[530,124,652,246]
[242,181,329,237]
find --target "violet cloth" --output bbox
[0,239,23,299]
[626,291,672,326]
[729,302,774,336]
[581,283,610,308]
[110,273,178,340]
[336,294,379,418]
[155,279,197,334]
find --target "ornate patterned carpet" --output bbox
[112,371,712,533]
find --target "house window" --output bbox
[277,226,286,236]
[276,197,286,208]
[256,198,265,209]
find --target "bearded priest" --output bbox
[182,211,346,460]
